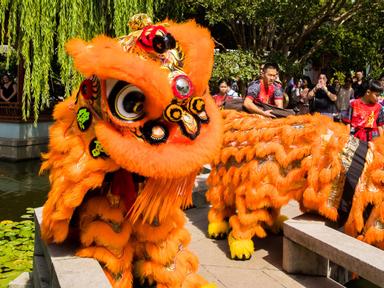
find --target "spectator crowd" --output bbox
[212,63,384,143]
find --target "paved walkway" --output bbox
[185,201,341,288]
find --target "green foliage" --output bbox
[0,0,11,46]
[211,50,260,85]
[332,71,346,85]
[370,68,384,80]
[178,0,383,78]
[153,0,199,22]
[0,47,17,77]
[312,5,384,78]
[0,208,34,288]
[266,51,303,79]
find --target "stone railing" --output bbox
[32,208,112,288]
[0,102,53,123]
[283,214,384,287]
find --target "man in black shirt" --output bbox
[308,73,337,118]
[352,70,366,99]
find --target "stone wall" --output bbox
[0,122,51,161]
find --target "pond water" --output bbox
[0,159,49,221]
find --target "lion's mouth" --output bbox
[108,169,147,212]
[105,167,197,224]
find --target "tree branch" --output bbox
[251,25,257,51]
[240,20,247,48]
[295,38,326,64]
[227,21,242,49]
[331,1,364,24]
[291,0,348,52]
[212,37,227,51]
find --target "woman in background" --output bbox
[0,74,17,102]
[212,79,232,109]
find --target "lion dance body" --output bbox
[41,15,222,288]
[207,110,384,260]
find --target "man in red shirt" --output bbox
[243,63,283,117]
[343,80,384,142]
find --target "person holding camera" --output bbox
[308,73,337,118]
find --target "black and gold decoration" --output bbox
[140,120,169,145]
[178,111,201,140]
[115,17,210,144]
[163,102,201,140]
[76,107,92,132]
[186,97,209,123]
[163,103,183,123]
[89,138,108,159]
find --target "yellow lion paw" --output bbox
[208,221,229,239]
[228,232,254,260]
[201,284,217,288]
[269,214,288,234]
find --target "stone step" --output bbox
[8,272,33,288]
[283,214,384,287]
[33,207,112,288]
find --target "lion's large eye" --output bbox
[107,80,145,122]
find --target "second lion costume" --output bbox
[207,110,384,259]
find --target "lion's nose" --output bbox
[163,103,201,140]
[180,111,198,136]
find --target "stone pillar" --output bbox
[0,122,51,161]
[283,237,329,276]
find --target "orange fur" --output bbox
[167,21,214,98]
[134,249,199,286]
[129,172,197,224]
[77,245,133,275]
[141,228,191,265]
[42,17,222,288]
[182,274,212,288]
[133,209,186,243]
[80,220,132,253]
[95,93,223,179]
[79,196,126,228]
[207,110,384,256]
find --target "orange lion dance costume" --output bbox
[207,110,384,260]
[40,14,222,287]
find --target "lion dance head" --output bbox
[41,14,222,288]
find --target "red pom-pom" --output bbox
[137,25,168,51]
[80,79,93,100]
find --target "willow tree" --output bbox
[0,0,158,120]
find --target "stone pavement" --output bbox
[185,201,342,288]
